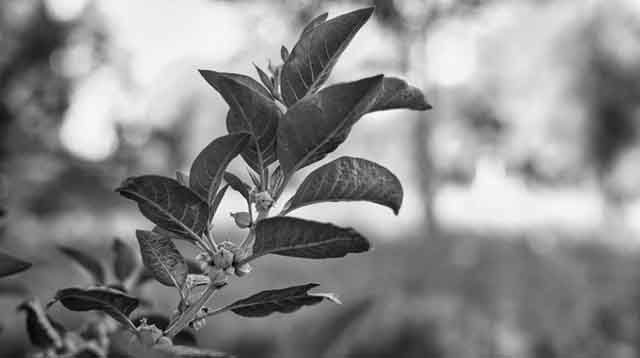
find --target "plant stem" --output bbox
[164,283,219,338]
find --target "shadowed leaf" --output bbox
[113,238,138,283]
[281,7,374,106]
[277,75,383,176]
[283,156,403,215]
[136,230,187,288]
[189,133,251,204]
[57,246,106,285]
[224,283,339,317]
[246,217,370,262]
[370,77,431,112]
[18,298,65,349]
[0,250,31,278]
[116,175,209,242]
[223,172,251,201]
[51,287,139,331]
[200,70,281,173]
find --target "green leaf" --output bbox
[51,287,139,331]
[224,283,339,317]
[156,345,232,358]
[247,217,370,261]
[176,171,190,186]
[0,250,31,278]
[18,298,65,349]
[57,245,106,285]
[300,12,328,37]
[283,156,403,215]
[370,77,431,112]
[136,230,188,288]
[277,75,384,176]
[199,70,281,173]
[189,133,251,204]
[209,184,229,221]
[116,175,209,242]
[223,172,251,201]
[280,7,374,106]
[254,64,274,96]
[113,238,138,283]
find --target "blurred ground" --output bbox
[1,0,640,357]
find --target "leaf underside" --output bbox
[281,7,374,106]
[0,250,31,278]
[284,156,403,215]
[136,230,188,288]
[116,175,209,241]
[228,283,336,317]
[250,217,370,261]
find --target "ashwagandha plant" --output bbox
[16,6,430,358]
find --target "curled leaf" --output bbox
[136,230,188,288]
[370,77,431,112]
[224,283,339,317]
[57,245,106,285]
[283,156,403,215]
[223,172,251,201]
[246,217,370,262]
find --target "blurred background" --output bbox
[1,0,640,357]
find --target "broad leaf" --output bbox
[18,298,65,349]
[370,77,431,112]
[136,230,188,288]
[116,175,209,242]
[277,75,383,176]
[57,245,106,285]
[51,287,139,331]
[247,217,370,261]
[0,250,31,278]
[189,133,251,204]
[300,12,328,37]
[199,71,281,173]
[113,238,138,283]
[225,283,339,317]
[283,156,403,215]
[223,172,251,201]
[280,7,374,106]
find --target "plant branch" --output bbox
[164,283,221,338]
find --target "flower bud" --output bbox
[254,191,274,212]
[234,263,252,277]
[211,248,234,269]
[230,212,252,228]
[137,321,163,347]
[207,267,227,287]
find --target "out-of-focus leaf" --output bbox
[116,176,209,242]
[370,77,431,112]
[277,75,383,176]
[200,71,281,173]
[246,217,370,262]
[176,171,190,186]
[280,7,374,106]
[0,281,30,296]
[113,238,138,283]
[222,283,339,317]
[0,250,31,278]
[18,298,65,349]
[156,345,232,358]
[283,156,403,215]
[136,230,187,288]
[223,172,251,201]
[51,287,139,331]
[189,133,251,205]
[57,246,106,285]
